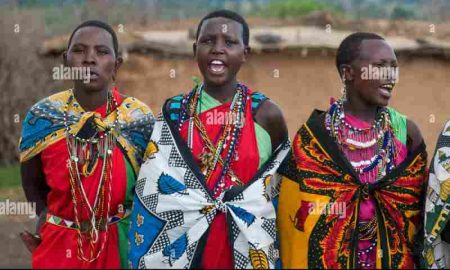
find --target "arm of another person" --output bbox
[406,119,427,266]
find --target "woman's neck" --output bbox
[73,86,109,112]
[343,97,379,123]
[203,80,238,103]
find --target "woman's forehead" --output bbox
[199,17,243,37]
[358,39,396,61]
[70,26,114,47]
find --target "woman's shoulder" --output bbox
[161,93,187,123]
[116,95,155,129]
[252,91,288,150]
[27,89,72,111]
[120,95,153,113]
[165,94,185,106]
[386,106,424,152]
[440,119,450,134]
[249,91,269,113]
[164,94,185,110]
[406,118,424,153]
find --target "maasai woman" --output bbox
[128,10,289,269]
[278,32,428,269]
[424,119,450,269]
[19,20,154,268]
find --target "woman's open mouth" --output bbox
[88,70,99,80]
[379,83,393,98]
[207,59,227,75]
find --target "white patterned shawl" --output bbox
[128,111,290,269]
[424,119,450,269]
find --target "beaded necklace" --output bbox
[326,98,397,269]
[63,89,119,262]
[325,99,396,177]
[179,83,248,195]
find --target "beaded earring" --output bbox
[340,75,348,102]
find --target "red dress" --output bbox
[180,89,260,268]
[32,91,131,269]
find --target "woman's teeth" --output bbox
[211,60,224,65]
[379,85,392,98]
[209,60,225,73]
[380,84,393,90]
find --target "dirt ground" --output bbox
[0,189,33,268]
[0,216,33,268]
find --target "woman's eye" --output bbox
[98,50,108,55]
[226,40,236,46]
[72,48,83,53]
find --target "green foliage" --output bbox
[355,2,388,19]
[391,5,417,20]
[6,0,440,30]
[318,0,429,21]
[258,0,336,19]
[0,165,21,189]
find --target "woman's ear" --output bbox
[242,46,251,63]
[340,64,353,82]
[62,51,68,66]
[115,56,123,70]
[112,56,123,82]
[192,42,197,57]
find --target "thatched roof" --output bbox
[40,26,450,59]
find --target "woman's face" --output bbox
[194,17,249,87]
[346,39,398,107]
[65,26,119,92]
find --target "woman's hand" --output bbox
[20,207,47,253]
[19,230,41,253]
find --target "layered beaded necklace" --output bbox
[325,99,396,178]
[178,83,248,196]
[326,98,398,269]
[63,89,119,262]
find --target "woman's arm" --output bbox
[20,154,49,252]
[254,99,289,152]
[407,119,424,153]
[20,154,49,217]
